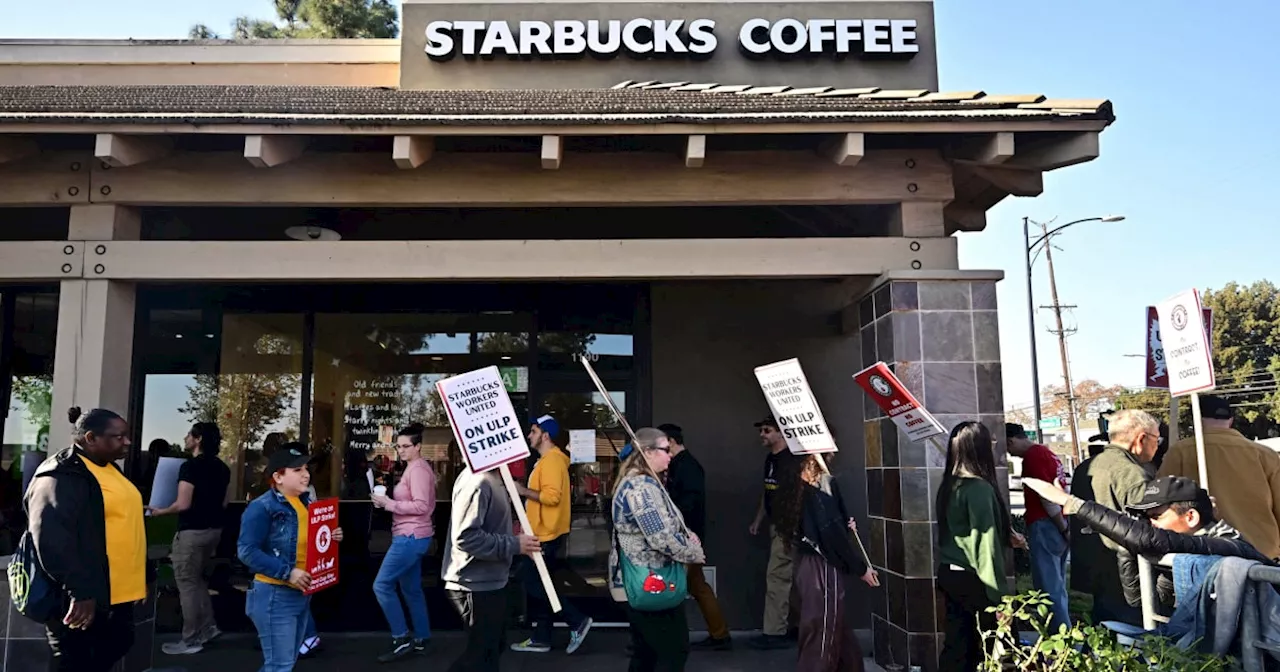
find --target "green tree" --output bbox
[192,0,399,39]
[10,375,52,448]
[1202,280,1280,439]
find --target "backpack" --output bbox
[8,528,60,623]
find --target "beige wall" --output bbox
[0,39,399,87]
[651,278,872,629]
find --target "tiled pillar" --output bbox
[859,271,1008,672]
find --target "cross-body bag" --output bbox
[610,477,691,611]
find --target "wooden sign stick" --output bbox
[499,463,562,614]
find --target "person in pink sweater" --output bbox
[370,423,438,662]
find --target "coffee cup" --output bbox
[373,485,387,498]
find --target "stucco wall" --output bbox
[650,278,874,629]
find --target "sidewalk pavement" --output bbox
[150,631,885,671]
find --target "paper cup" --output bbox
[373,485,387,498]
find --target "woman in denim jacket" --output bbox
[237,443,343,672]
[609,427,704,672]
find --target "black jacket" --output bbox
[666,450,706,539]
[1073,500,1274,607]
[796,479,867,577]
[25,447,113,609]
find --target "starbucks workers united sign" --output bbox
[423,17,920,60]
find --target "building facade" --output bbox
[0,2,1113,669]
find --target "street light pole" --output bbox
[1042,224,1081,456]
[1023,217,1044,437]
[1023,214,1125,456]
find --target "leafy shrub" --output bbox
[981,591,1231,672]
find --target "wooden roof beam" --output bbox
[245,134,307,168]
[819,132,865,166]
[392,135,434,169]
[950,132,1015,165]
[0,136,39,164]
[685,134,706,168]
[972,166,1043,197]
[95,133,172,168]
[541,135,562,170]
[1007,131,1099,171]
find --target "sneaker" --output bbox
[197,626,223,645]
[691,635,733,651]
[161,640,204,656]
[377,636,416,663]
[747,634,792,650]
[413,638,430,653]
[299,636,322,658]
[566,617,594,655]
[510,638,552,653]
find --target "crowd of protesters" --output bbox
[16,392,1280,671]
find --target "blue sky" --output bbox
[4,0,1279,418]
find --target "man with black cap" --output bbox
[658,423,730,650]
[1023,475,1273,609]
[747,415,802,650]
[1159,395,1280,560]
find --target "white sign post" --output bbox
[437,366,561,613]
[753,358,838,456]
[1155,289,1216,491]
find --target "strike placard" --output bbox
[1155,290,1216,397]
[853,362,946,442]
[1145,305,1213,390]
[437,366,531,474]
[753,358,837,455]
[305,498,340,595]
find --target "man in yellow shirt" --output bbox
[27,407,147,672]
[1159,395,1280,560]
[511,415,593,655]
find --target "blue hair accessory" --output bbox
[619,442,635,460]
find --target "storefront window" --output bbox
[0,292,58,554]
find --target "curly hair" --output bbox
[770,454,820,551]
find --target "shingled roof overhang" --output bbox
[0,84,1115,131]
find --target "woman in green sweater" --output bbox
[935,421,1024,672]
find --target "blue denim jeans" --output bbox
[1027,518,1071,633]
[246,581,312,672]
[374,535,433,640]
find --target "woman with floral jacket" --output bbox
[610,427,705,672]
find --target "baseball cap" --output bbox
[267,444,310,473]
[754,415,780,430]
[533,414,560,438]
[1127,475,1212,515]
[1198,395,1232,421]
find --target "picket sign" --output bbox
[1155,289,1216,492]
[751,358,873,571]
[437,366,561,613]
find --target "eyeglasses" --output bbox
[645,446,671,454]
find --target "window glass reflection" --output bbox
[1,292,58,555]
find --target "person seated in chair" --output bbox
[1023,475,1273,609]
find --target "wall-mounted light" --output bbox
[285,225,341,241]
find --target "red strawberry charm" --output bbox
[643,572,667,594]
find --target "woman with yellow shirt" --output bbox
[237,442,343,672]
[26,407,146,672]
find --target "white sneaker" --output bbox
[300,636,321,657]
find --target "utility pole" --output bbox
[1041,222,1082,459]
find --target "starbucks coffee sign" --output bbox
[401,1,938,91]
[423,17,919,60]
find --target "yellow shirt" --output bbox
[255,496,309,587]
[527,448,571,542]
[82,458,148,605]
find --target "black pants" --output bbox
[45,603,135,672]
[447,589,507,672]
[519,535,588,643]
[937,565,996,672]
[627,605,689,672]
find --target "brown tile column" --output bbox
[859,271,1008,672]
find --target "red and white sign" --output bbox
[853,362,946,442]
[304,498,340,595]
[437,366,531,474]
[1155,289,1216,397]
[1145,305,1213,389]
[753,358,837,455]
